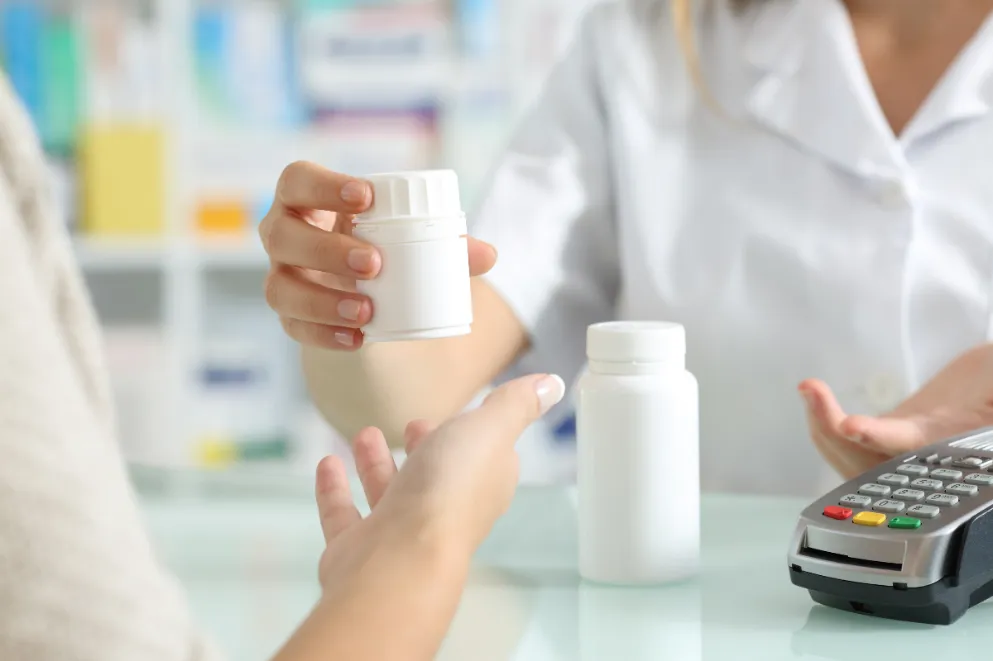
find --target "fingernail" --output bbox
[347,248,379,274]
[335,331,355,348]
[846,434,863,444]
[798,389,813,406]
[341,181,369,206]
[337,299,363,322]
[535,375,566,414]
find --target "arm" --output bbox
[801,343,993,479]
[0,74,219,661]
[301,279,527,444]
[273,525,470,661]
[272,374,565,661]
[259,160,527,446]
[263,6,616,441]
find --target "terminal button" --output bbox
[896,464,929,477]
[853,512,887,527]
[872,499,905,513]
[926,493,960,507]
[965,473,993,486]
[889,517,922,530]
[930,468,964,481]
[911,478,943,491]
[840,494,873,508]
[858,483,892,497]
[946,483,979,497]
[907,504,940,519]
[892,488,925,502]
[823,506,853,520]
[953,456,991,469]
[878,473,910,487]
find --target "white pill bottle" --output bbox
[353,170,473,343]
[577,321,700,584]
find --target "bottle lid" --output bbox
[356,170,463,222]
[587,321,686,363]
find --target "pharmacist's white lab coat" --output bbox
[471,0,993,497]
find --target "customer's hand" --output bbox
[259,162,498,351]
[313,373,566,593]
[271,373,565,661]
[800,344,993,479]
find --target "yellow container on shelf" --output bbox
[195,435,239,469]
[79,124,165,236]
[196,198,249,235]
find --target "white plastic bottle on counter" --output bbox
[353,170,473,343]
[577,321,700,584]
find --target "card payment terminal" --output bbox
[788,427,993,624]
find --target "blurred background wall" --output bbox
[0,0,594,483]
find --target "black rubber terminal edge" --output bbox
[954,503,993,585]
[789,503,993,625]
[790,569,966,625]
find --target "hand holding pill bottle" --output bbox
[259,163,497,350]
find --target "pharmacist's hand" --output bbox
[800,344,993,480]
[313,373,566,591]
[260,162,498,351]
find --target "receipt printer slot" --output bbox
[799,546,902,571]
[800,526,907,572]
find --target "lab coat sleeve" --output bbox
[470,6,619,394]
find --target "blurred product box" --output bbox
[0,3,44,133]
[80,3,164,123]
[40,12,81,156]
[193,299,295,470]
[194,347,291,469]
[79,124,165,235]
[193,2,301,129]
[298,1,451,108]
[196,198,249,235]
[2,1,167,235]
[312,104,441,173]
[0,3,82,156]
[299,1,449,62]
[455,0,500,60]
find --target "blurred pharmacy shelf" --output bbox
[74,236,169,271]
[75,236,270,272]
[4,0,594,486]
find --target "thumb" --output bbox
[460,374,566,443]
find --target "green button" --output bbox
[889,517,922,530]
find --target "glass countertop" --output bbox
[139,482,993,661]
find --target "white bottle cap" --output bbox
[587,321,686,363]
[356,170,463,221]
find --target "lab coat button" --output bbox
[866,373,904,412]
[877,181,907,207]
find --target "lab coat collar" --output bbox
[742,2,993,173]
[742,0,805,78]
[900,10,993,145]
[742,0,907,179]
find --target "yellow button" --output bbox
[853,512,887,527]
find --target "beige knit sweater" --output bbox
[0,76,220,660]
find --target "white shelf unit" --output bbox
[67,0,596,476]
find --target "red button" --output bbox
[823,506,853,520]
